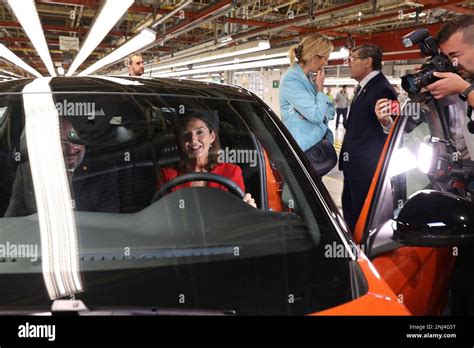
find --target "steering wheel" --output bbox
[152,172,245,202]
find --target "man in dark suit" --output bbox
[4,118,120,216]
[339,44,397,232]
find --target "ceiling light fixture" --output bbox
[154,46,385,80]
[0,44,42,77]
[7,0,56,76]
[155,40,271,72]
[67,0,134,76]
[155,57,290,78]
[79,28,156,76]
[0,68,23,78]
[219,36,233,43]
[147,43,345,75]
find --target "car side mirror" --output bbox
[393,190,474,247]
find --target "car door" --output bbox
[352,97,459,315]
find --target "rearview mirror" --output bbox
[394,190,474,247]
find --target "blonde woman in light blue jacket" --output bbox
[279,34,336,153]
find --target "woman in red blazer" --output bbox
[157,111,256,208]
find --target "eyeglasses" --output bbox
[61,139,84,147]
[61,129,84,145]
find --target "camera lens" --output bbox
[401,74,420,96]
[401,63,437,96]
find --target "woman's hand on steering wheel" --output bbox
[243,193,256,208]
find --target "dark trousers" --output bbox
[336,108,348,129]
[342,179,371,233]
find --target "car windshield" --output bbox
[0,78,360,315]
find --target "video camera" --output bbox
[400,28,457,97]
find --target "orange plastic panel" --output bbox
[263,149,284,212]
[315,255,410,315]
[372,246,455,315]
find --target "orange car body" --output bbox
[265,114,454,315]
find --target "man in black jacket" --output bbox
[4,118,120,216]
[339,44,397,232]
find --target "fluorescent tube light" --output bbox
[150,40,270,73]
[155,57,290,77]
[0,44,42,77]
[22,78,83,299]
[79,28,156,76]
[148,43,345,75]
[0,68,23,78]
[234,70,258,75]
[67,0,134,76]
[8,0,56,76]
[155,46,350,78]
[219,36,233,43]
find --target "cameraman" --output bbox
[377,15,474,316]
[428,14,474,317]
[375,15,474,131]
[426,15,474,107]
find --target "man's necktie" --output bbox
[352,85,361,104]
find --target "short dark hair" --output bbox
[352,44,383,71]
[342,85,347,88]
[125,53,143,66]
[436,14,474,46]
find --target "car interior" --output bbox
[0,92,317,239]
[0,90,366,314]
[0,99,24,217]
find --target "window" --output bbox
[0,87,360,315]
[365,101,452,256]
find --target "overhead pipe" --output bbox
[312,0,465,32]
[230,0,367,42]
[144,0,234,54]
[250,0,299,19]
[151,0,194,29]
[164,0,233,39]
[126,0,194,37]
